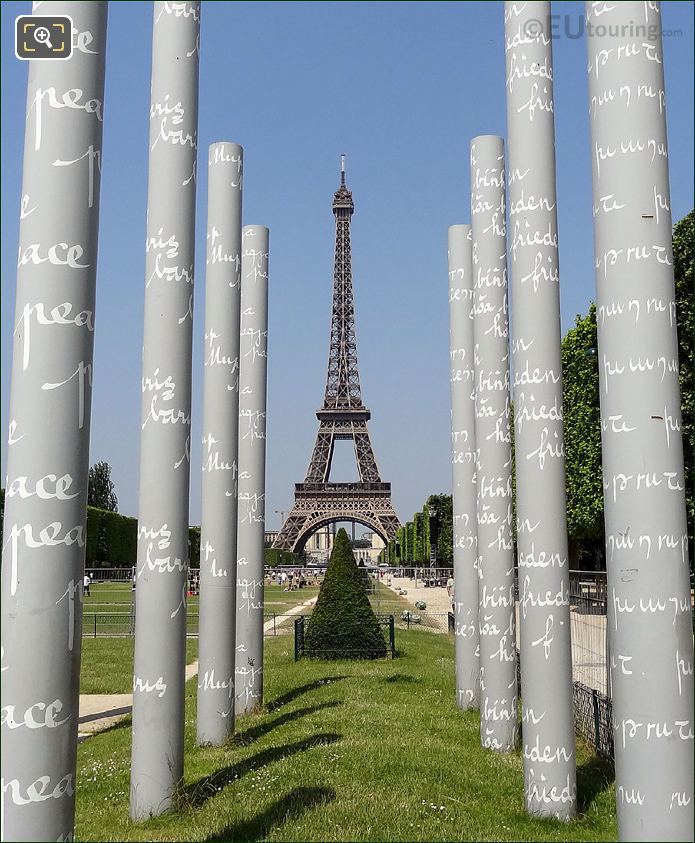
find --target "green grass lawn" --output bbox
[84,582,200,615]
[83,583,317,617]
[75,631,616,841]
[263,583,320,613]
[80,638,199,695]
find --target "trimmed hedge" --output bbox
[305,528,387,660]
[86,507,137,567]
[265,547,302,568]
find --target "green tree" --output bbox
[422,503,431,562]
[405,522,414,562]
[425,493,453,567]
[413,512,423,563]
[304,528,386,660]
[561,303,604,566]
[396,526,405,562]
[673,210,694,563]
[88,461,118,511]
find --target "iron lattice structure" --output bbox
[274,162,400,553]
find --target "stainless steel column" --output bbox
[130,1,200,820]
[0,4,107,840]
[504,1,577,819]
[586,2,694,838]
[196,142,243,745]
[234,225,269,716]
[448,224,480,710]
[470,135,518,752]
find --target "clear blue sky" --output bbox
[1,1,693,529]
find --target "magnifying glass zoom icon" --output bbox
[34,26,53,49]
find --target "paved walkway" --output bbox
[384,575,608,693]
[382,575,451,632]
[385,575,452,613]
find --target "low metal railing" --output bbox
[293,613,396,660]
[82,612,312,638]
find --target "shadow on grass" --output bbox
[577,754,615,813]
[184,732,341,809]
[232,700,343,746]
[381,672,420,684]
[205,786,336,841]
[266,676,349,711]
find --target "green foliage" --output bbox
[85,507,137,568]
[96,521,108,562]
[425,494,453,567]
[88,461,118,511]
[304,529,387,660]
[405,522,414,562]
[189,526,201,569]
[673,210,694,562]
[422,503,431,561]
[561,303,604,545]
[413,512,423,563]
[265,547,302,567]
[396,526,405,561]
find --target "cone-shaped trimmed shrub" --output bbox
[305,528,387,659]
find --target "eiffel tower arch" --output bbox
[274,158,400,553]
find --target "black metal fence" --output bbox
[517,649,614,761]
[82,611,310,638]
[573,681,614,759]
[293,613,396,660]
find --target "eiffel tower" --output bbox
[273,158,400,553]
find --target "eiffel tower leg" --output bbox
[235,227,269,716]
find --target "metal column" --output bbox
[0,4,107,840]
[586,2,694,838]
[504,1,577,819]
[470,135,518,752]
[130,1,200,820]
[196,142,243,745]
[448,224,480,710]
[234,225,269,716]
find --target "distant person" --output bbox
[281,571,288,591]
[83,573,91,597]
[131,566,136,591]
[447,575,455,612]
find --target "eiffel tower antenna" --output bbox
[273,162,400,553]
